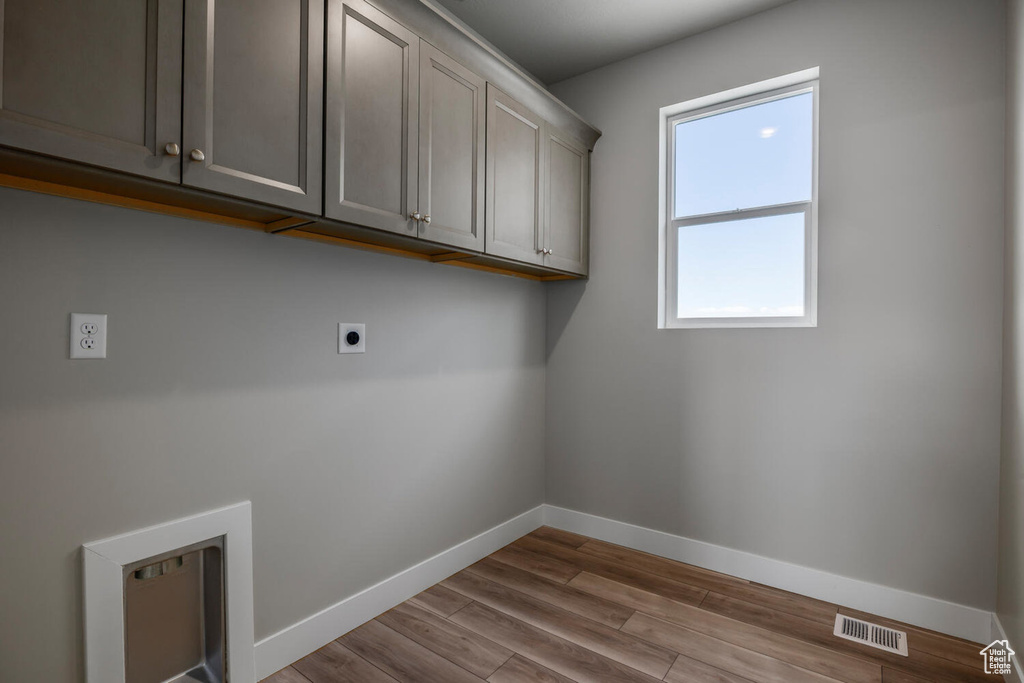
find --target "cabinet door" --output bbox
[485,85,545,266]
[182,0,323,213]
[416,43,485,251]
[0,0,182,182]
[544,130,589,275]
[325,0,419,236]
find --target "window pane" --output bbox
[674,92,812,218]
[677,213,805,319]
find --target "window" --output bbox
[659,70,819,328]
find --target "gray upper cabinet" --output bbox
[484,86,590,274]
[0,0,183,182]
[485,85,545,266]
[0,0,597,278]
[416,42,485,252]
[544,129,589,276]
[182,0,323,213]
[325,0,419,236]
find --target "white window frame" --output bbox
[658,68,820,329]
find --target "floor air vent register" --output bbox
[833,614,909,656]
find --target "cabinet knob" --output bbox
[547,249,553,255]
[189,149,205,162]
[410,212,423,221]
[164,142,181,157]
[422,215,431,224]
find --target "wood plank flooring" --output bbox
[263,527,994,683]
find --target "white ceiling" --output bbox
[433,0,795,84]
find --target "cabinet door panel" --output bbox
[0,0,181,182]
[326,0,418,235]
[182,0,323,213]
[485,85,544,265]
[417,42,484,251]
[545,131,589,275]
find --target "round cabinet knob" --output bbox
[547,249,553,256]
[410,212,423,221]
[164,142,181,157]
[422,215,431,224]
[189,149,205,162]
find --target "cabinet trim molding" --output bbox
[368,0,601,150]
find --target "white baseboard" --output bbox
[992,614,1024,683]
[253,501,1000,681]
[253,504,545,680]
[542,504,994,644]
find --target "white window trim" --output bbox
[658,68,820,329]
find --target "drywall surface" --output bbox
[547,0,1005,610]
[0,187,546,682]
[1001,0,1024,654]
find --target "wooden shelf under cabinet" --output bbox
[0,148,583,281]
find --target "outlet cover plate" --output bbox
[338,323,365,354]
[71,313,107,359]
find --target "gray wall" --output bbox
[547,0,1005,610]
[1001,0,1024,653]
[0,187,546,682]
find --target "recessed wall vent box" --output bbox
[124,538,224,683]
[83,502,255,683]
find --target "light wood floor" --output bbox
[263,527,993,683]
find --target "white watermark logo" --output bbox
[980,639,1015,676]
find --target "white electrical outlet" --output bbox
[338,323,365,354]
[70,313,107,359]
